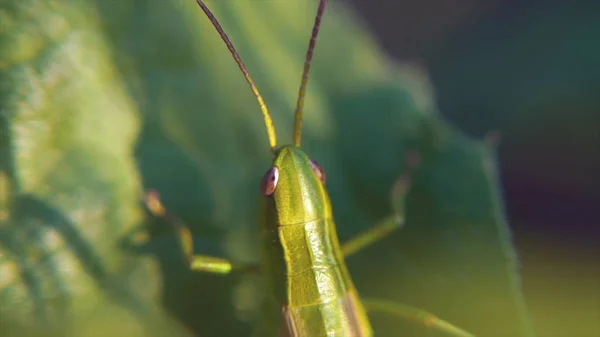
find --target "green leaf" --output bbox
[1,0,535,336]
[0,0,191,336]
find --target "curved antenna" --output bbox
[293,0,327,147]
[195,0,277,150]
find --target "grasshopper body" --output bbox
[258,146,371,336]
[142,1,476,336]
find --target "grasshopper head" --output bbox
[260,146,330,226]
[192,0,328,223]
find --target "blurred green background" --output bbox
[354,1,599,336]
[1,0,596,337]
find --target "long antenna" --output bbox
[293,0,327,147]
[195,0,277,150]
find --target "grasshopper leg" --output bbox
[340,213,403,258]
[144,190,259,275]
[362,298,476,337]
[341,152,419,258]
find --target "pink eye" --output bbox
[260,167,279,196]
[309,159,326,184]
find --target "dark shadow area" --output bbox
[131,110,250,337]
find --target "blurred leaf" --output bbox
[428,4,600,336]
[0,0,191,336]
[1,0,535,336]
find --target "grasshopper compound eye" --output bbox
[261,167,279,196]
[309,159,326,184]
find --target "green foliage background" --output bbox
[1,0,534,336]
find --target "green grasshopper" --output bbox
[144,0,476,336]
